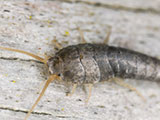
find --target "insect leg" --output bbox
[78,27,86,43]
[52,39,63,49]
[103,26,112,44]
[85,84,93,103]
[67,84,77,96]
[113,78,146,102]
[24,74,60,120]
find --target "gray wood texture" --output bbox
[0,0,160,120]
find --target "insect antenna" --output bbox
[24,74,60,120]
[0,46,60,120]
[0,46,47,64]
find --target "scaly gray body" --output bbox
[47,43,160,84]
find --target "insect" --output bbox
[0,28,160,120]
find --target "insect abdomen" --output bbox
[106,46,160,81]
[83,44,160,82]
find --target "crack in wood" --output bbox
[0,57,43,64]
[0,106,78,118]
[0,106,51,115]
[57,0,160,14]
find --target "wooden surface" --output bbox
[0,0,160,120]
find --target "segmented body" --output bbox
[1,43,160,120]
[47,43,160,84]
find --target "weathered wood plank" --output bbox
[67,0,160,13]
[0,1,160,120]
